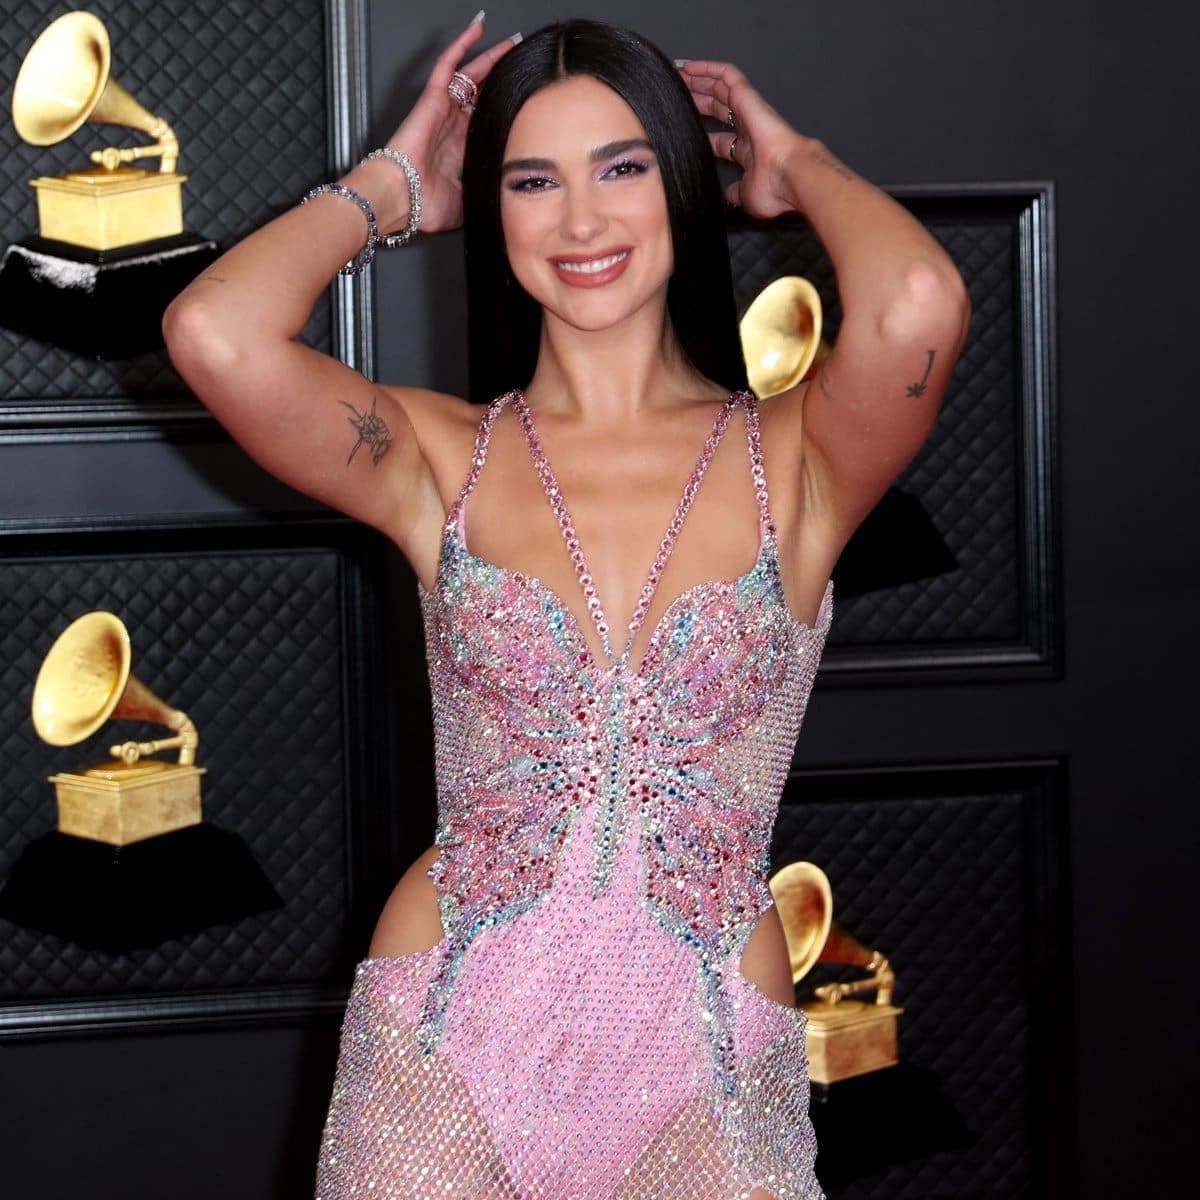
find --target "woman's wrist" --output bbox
[774,135,857,214]
[338,156,413,238]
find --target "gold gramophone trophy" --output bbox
[738,276,833,399]
[769,861,904,1085]
[0,10,217,358]
[31,611,205,847]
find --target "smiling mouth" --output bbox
[553,250,630,274]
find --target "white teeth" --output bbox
[556,251,628,274]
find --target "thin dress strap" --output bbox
[741,391,777,540]
[509,389,740,666]
[450,391,516,536]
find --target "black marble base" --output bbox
[0,824,281,953]
[0,231,219,360]
[809,1062,974,1185]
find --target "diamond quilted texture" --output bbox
[729,212,1022,647]
[0,0,330,399]
[773,771,1053,1198]
[0,549,348,999]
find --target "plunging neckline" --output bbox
[415,389,834,679]
[507,388,739,670]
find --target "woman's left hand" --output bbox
[676,60,807,217]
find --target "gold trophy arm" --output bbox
[813,952,895,1007]
[163,708,198,764]
[110,734,181,765]
[110,681,201,763]
[106,703,198,766]
[88,113,179,173]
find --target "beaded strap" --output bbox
[741,390,777,539]
[451,392,513,520]
[620,397,741,662]
[300,182,378,276]
[510,390,740,666]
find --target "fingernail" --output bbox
[673,58,690,67]
[472,9,485,23]
[510,31,523,44]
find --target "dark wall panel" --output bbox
[0,2,1192,1198]
[0,0,330,407]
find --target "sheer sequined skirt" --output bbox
[314,820,825,1200]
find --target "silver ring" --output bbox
[728,134,739,164]
[448,71,478,112]
[727,107,736,129]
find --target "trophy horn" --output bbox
[738,276,833,399]
[769,860,904,1083]
[769,860,896,1005]
[13,10,179,173]
[768,860,834,981]
[31,611,197,766]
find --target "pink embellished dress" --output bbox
[315,389,832,1199]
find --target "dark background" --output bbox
[0,1,1195,1197]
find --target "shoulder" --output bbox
[381,384,482,435]
[378,385,494,502]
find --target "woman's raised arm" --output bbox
[679,61,971,557]
[162,15,517,550]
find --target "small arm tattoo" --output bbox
[340,393,393,466]
[201,275,227,283]
[809,149,855,181]
[905,349,937,398]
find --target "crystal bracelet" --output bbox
[300,182,378,276]
[361,148,422,248]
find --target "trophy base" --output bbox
[799,998,904,1084]
[0,231,219,359]
[29,168,187,251]
[50,761,206,846]
[807,1061,973,1185]
[0,824,282,953]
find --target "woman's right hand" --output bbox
[378,15,518,236]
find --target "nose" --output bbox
[559,182,606,244]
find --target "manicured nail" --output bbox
[674,58,690,67]
[472,9,485,23]
[510,31,523,44]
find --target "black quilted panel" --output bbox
[729,212,1020,646]
[0,0,330,397]
[773,770,1055,1198]
[0,549,348,998]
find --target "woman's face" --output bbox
[499,74,673,334]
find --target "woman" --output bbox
[164,15,969,1199]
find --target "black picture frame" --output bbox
[0,0,372,443]
[0,513,401,1040]
[728,183,1060,684]
[773,757,1076,1197]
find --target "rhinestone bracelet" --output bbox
[300,181,378,276]
[361,148,422,248]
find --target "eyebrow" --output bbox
[501,138,655,175]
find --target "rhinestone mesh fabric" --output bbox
[316,391,832,1199]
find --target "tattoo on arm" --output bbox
[201,275,227,283]
[905,349,937,398]
[340,393,393,466]
[809,149,855,181]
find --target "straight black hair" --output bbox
[462,18,749,405]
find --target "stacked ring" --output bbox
[449,71,478,112]
[728,135,739,164]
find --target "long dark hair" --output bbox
[462,19,748,404]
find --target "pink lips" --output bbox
[549,247,633,288]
